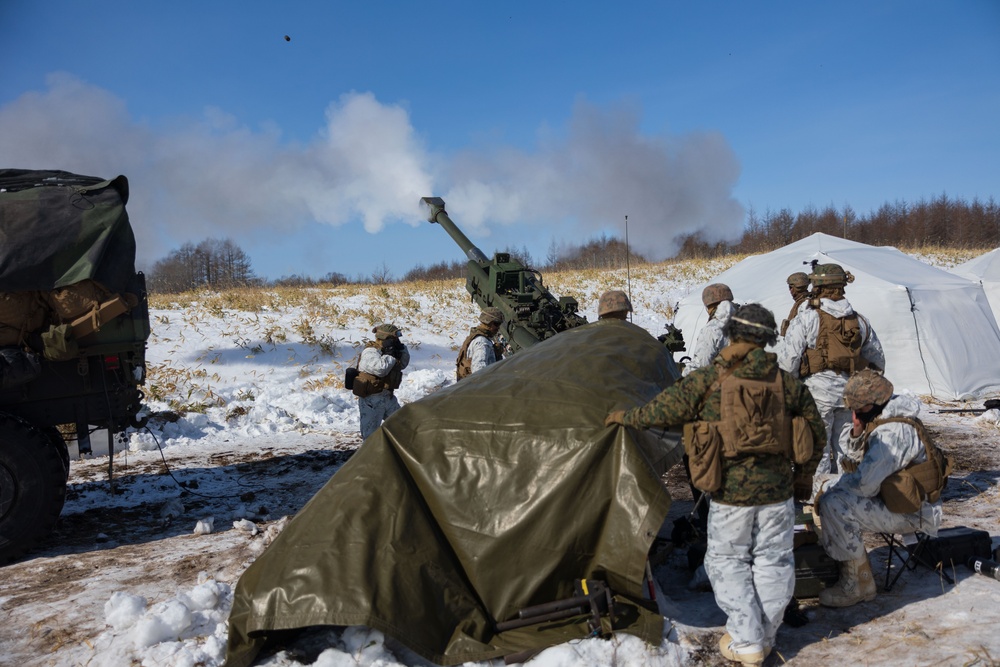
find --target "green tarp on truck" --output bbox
[0,169,137,294]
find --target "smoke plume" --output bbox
[0,74,744,272]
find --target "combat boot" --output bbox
[719,632,765,666]
[819,553,877,607]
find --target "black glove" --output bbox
[381,336,403,359]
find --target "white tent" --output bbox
[952,248,1000,321]
[673,233,1000,400]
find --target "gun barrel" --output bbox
[421,197,488,263]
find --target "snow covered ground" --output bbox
[2,257,999,667]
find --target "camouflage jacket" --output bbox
[623,342,827,506]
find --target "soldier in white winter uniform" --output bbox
[455,308,504,380]
[683,283,735,376]
[816,370,947,607]
[776,264,885,476]
[355,323,409,440]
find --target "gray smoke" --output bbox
[0,74,744,270]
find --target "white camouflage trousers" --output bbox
[358,391,401,441]
[809,387,853,476]
[705,498,795,648]
[817,488,928,561]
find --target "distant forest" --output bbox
[147,194,999,292]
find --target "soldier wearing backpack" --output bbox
[353,323,409,440]
[815,370,949,607]
[776,263,885,478]
[606,304,826,666]
[455,307,505,380]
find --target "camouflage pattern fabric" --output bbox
[598,290,632,317]
[776,298,885,476]
[705,499,795,648]
[817,393,943,561]
[623,342,826,506]
[359,392,402,440]
[357,343,409,439]
[466,331,501,374]
[683,299,734,377]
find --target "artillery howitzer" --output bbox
[421,197,588,355]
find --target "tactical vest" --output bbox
[685,364,813,492]
[455,325,503,381]
[859,416,952,514]
[780,297,807,337]
[353,341,403,398]
[800,307,870,377]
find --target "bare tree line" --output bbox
[147,194,999,292]
[147,239,259,293]
[677,194,1000,259]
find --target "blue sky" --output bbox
[2,1,998,281]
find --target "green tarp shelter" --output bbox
[225,319,684,666]
[0,169,137,293]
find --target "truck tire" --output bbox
[0,416,68,565]
[41,427,70,481]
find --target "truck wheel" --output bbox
[41,427,70,481]
[0,417,68,565]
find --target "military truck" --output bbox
[0,169,150,564]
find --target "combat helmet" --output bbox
[372,323,402,340]
[809,263,854,287]
[725,302,778,347]
[786,272,810,288]
[479,307,504,326]
[843,369,893,409]
[702,283,734,307]
[598,290,633,318]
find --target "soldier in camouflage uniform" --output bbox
[683,283,735,376]
[776,263,885,480]
[816,370,945,608]
[455,308,505,380]
[356,323,409,440]
[607,304,826,665]
[780,272,810,337]
[597,290,632,321]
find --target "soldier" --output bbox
[816,370,947,607]
[455,307,505,380]
[606,304,825,665]
[597,290,632,321]
[683,283,735,376]
[780,272,810,337]
[776,263,885,478]
[353,323,409,440]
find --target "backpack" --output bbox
[800,308,872,376]
[684,364,813,492]
[455,326,502,381]
[864,416,952,514]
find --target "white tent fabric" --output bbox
[673,233,1000,400]
[952,248,1000,321]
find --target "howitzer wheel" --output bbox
[0,415,67,565]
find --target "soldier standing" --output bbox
[776,263,885,478]
[684,283,735,376]
[816,370,947,607]
[780,272,810,337]
[455,307,505,380]
[606,304,825,666]
[597,290,632,321]
[354,323,409,440]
